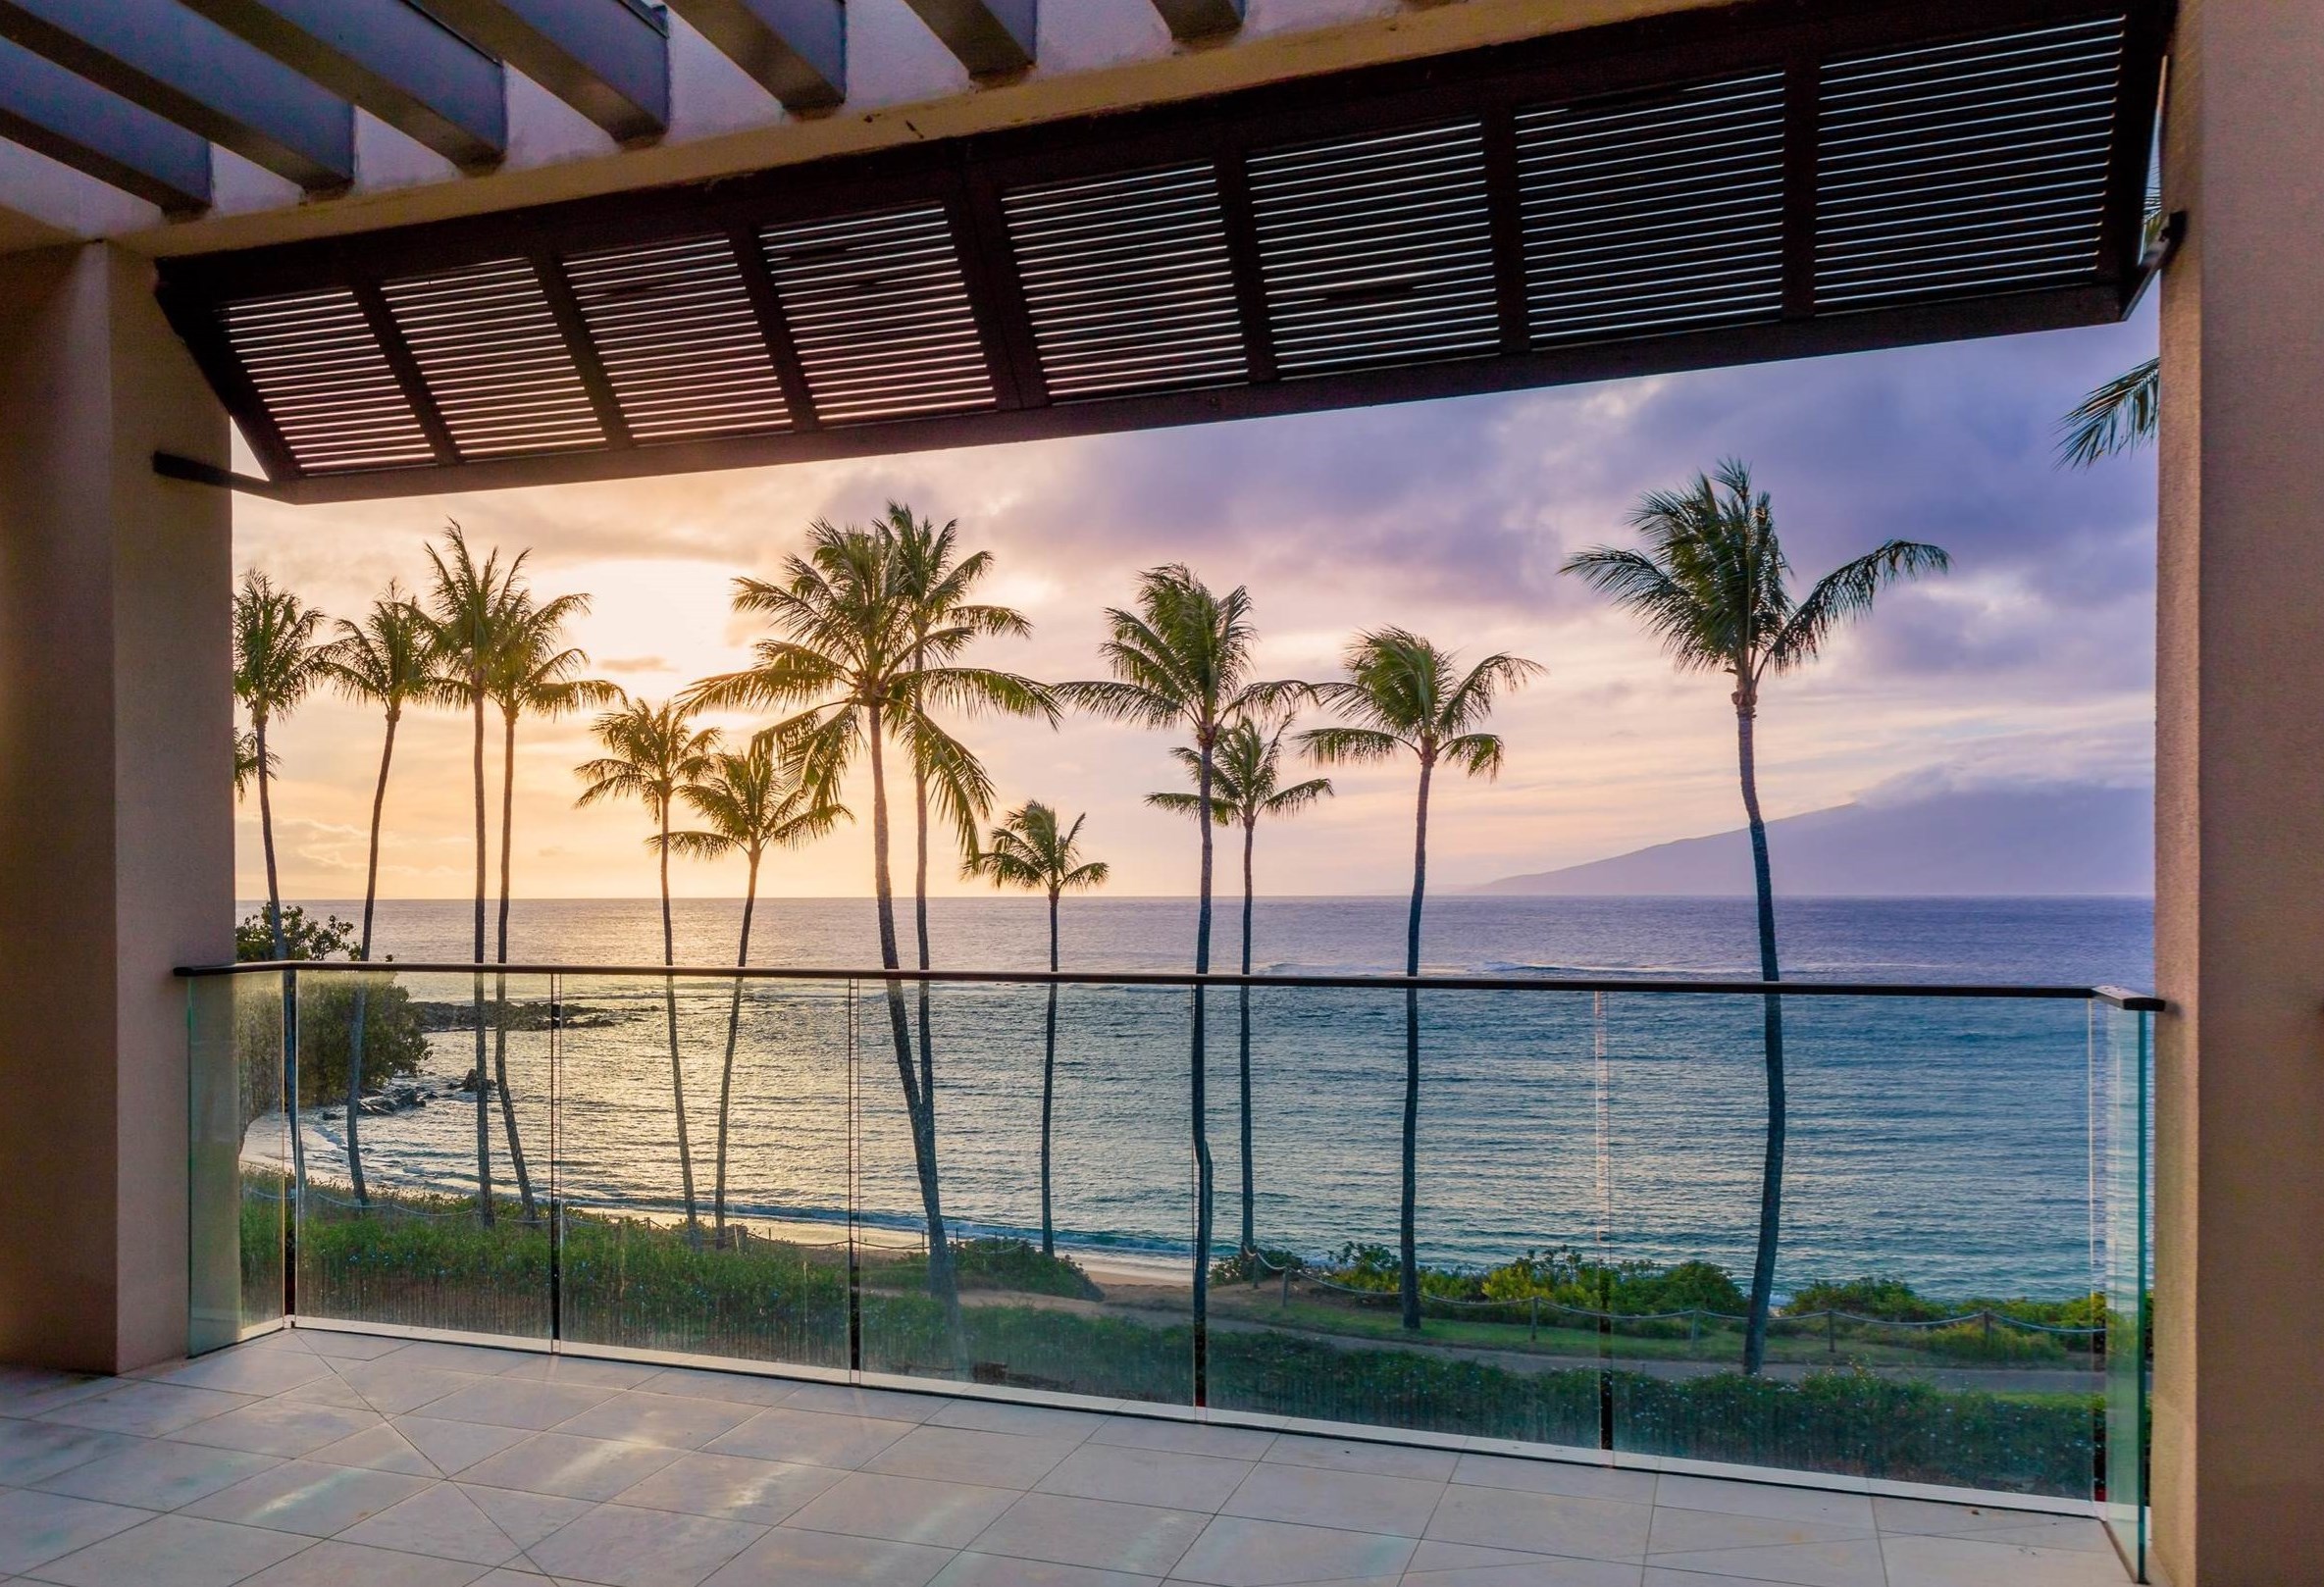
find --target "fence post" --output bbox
[1689,1309,1699,1348]
[1826,1308,1836,1357]
[1529,1296,1538,1343]
[1983,1308,1994,1349]
[1279,1265,1290,1309]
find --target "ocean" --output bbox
[258,894,2153,1302]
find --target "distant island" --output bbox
[1472,781,2152,897]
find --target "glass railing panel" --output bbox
[554,972,849,1367]
[855,977,1196,1406]
[1606,990,2103,1499]
[288,967,553,1340]
[188,971,285,1352]
[2102,998,2152,1577]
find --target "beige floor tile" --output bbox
[297,1333,411,1362]
[1407,1552,1642,1586]
[32,1438,280,1509]
[1871,1495,2066,1536]
[1424,1486,1653,1562]
[332,1364,494,1417]
[934,1555,1159,1587]
[524,1502,766,1587]
[1220,1461,1446,1538]
[182,1459,432,1536]
[968,1491,1209,1576]
[703,1408,916,1469]
[1650,1478,1873,1532]
[336,1483,522,1565]
[40,1379,254,1437]
[1882,1530,2132,1586]
[236,1536,495,1586]
[414,1379,619,1433]
[308,1421,442,1476]
[1968,1520,2112,1554]
[1647,1507,1872,1554]
[629,1370,800,1409]
[1038,1444,1254,1512]
[1645,1537,1888,1587]
[0,1421,133,1489]
[550,1394,756,1451]
[26,1512,313,1587]
[1086,1419,1275,1462]
[784,1470,1021,1548]
[455,1481,594,1549]
[0,1368,114,1420]
[390,1416,535,1477]
[925,1401,1107,1441]
[867,1425,1081,1489]
[147,1351,333,1398]
[612,1452,844,1525]
[0,1488,151,1573]
[699,1525,952,1587]
[1263,1435,1460,1482]
[171,1399,385,1458]
[457,1432,683,1502]
[778,1384,945,1423]
[1164,1514,1418,1586]
[498,1357,660,1390]
[283,1376,383,1411]
[1452,1456,1658,1508]
[385,1344,537,1377]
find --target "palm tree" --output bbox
[1302,632,1538,1332]
[965,802,1109,1257]
[1563,458,1947,1372]
[684,519,1049,1318]
[233,728,269,800]
[577,697,720,1238]
[2059,356,2159,466]
[889,504,1037,1170]
[232,569,334,1191]
[1150,718,1331,1255]
[1059,565,1300,1387]
[423,523,531,1225]
[667,737,849,1245]
[320,584,440,1207]
[486,592,617,1220]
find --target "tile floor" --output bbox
[0,1331,2128,1587]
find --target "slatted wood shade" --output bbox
[156,0,2166,503]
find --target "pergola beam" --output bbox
[175,0,506,170]
[0,36,211,213]
[0,0,351,191]
[419,0,668,144]
[902,0,1035,78]
[666,0,844,113]
[1150,0,1243,41]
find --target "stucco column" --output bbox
[2152,1,2324,1581]
[0,243,232,1373]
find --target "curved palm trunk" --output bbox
[714,852,760,1244]
[659,808,700,1239]
[1041,888,1059,1258]
[255,715,305,1194]
[868,708,958,1318]
[1238,820,1256,1255]
[493,710,539,1220]
[468,690,492,1226]
[1399,757,1433,1333]
[346,707,400,1209]
[1735,705,1785,1376]
[912,753,937,1191]
[1191,742,1217,1402]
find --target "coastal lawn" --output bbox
[248,1185,2104,1498]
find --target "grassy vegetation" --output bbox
[243,1184,2104,1497]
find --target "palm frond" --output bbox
[2057,356,2160,467]
[1763,539,1949,677]
[1298,726,1406,765]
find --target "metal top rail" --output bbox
[175,958,2163,1010]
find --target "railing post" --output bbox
[1826,1308,1835,1358]
[1530,1296,1539,1343]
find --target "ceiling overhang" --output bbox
[154,0,2170,504]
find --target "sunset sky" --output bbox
[234,305,2157,902]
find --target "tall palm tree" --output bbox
[965,802,1109,1257]
[423,523,531,1226]
[577,697,720,1238]
[487,593,617,1220]
[1150,718,1332,1255]
[667,737,849,1245]
[685,520,1049,1317]
[232,569,334,1191]
[889,504,1036,1166]
[1563,459,1947,1373]
[320,584,441,1208]
[232,728,269,800]
[1302,632,1538,1332]
[1059,565,1300,1387]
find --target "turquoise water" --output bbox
[270,894,2151,1301]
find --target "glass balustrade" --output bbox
[185,962,2153,1522]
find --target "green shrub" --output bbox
[880,1237,1103,1301]
[1785,1276,1944,1321]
